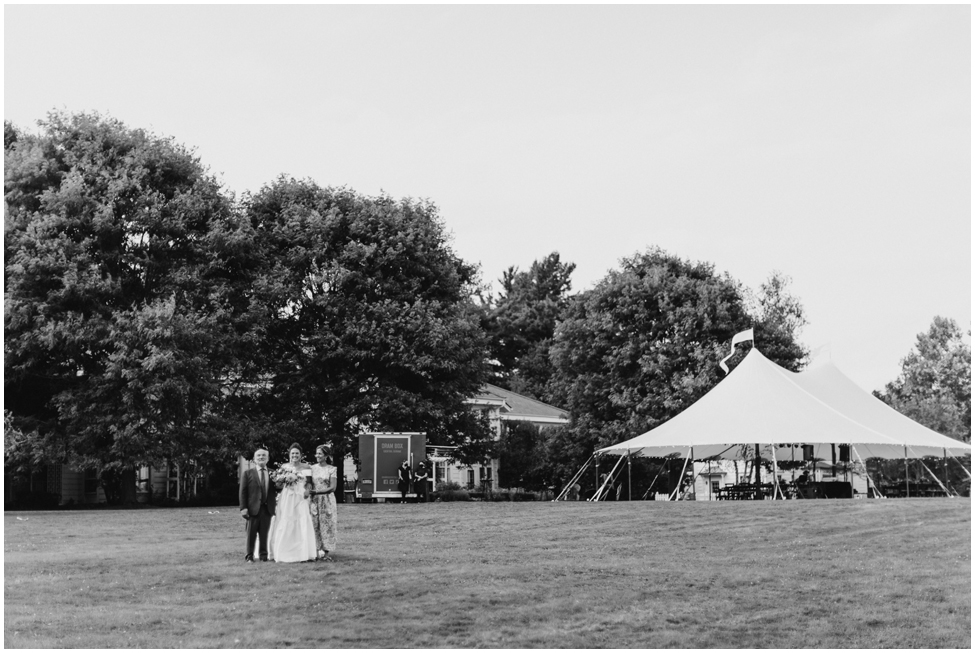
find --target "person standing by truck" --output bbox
[397,460,413,502]
[414,461,429,502]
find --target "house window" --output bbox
[467,469,475,489]
[137,466,151,492]
[84,469,98,495]
[711,481,720,495]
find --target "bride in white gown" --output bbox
[268,443,317,563]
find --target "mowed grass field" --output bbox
[4,498,971,648]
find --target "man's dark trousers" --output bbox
[246,503,273,561]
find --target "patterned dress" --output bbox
[310,463,338,555]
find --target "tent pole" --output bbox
[908,446,953,497]
[707,459,712,501]
[948,453,972,480]
[852,446,885,499]
[904,446,909,498]
[555,454,593,501]
[627,449,632,502]
[943,448,949,494]
[771,445,782,500]
[642,460,666,500]
[754,443,761,496]
[594,454,600,500]
[594,454,627,501]
[669,448,692,501]
[592,455,615,501]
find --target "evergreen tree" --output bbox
[483,252,575,401]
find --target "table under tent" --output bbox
[557,347,972,501]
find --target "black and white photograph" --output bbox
[4,4,970,649]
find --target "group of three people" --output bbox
[239,443,338,563]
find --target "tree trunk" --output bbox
[334,435,345,504]
[120,467,138,504]
[101,466,139,505]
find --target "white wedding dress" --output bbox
[268,464,317,563]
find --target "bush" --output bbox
[479,489,546,502]
[432,482,470,502]
[9,491,62,510]
[432,489,470,502]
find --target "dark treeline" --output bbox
[6,112,965,503]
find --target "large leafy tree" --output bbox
[876,316,971,443]
[482,252,576,401]
[747,271,809,370]
[4,112,242,500]
[546,248,807,470]
[240,178,493,489]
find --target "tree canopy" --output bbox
[482,252,576,401]
[876,316,971,443]
[4,112,239,488]
[237,177,493,466]
[546,248,807,465]
[4,114,495,503]
[6,111,826,504]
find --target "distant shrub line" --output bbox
[430,481,551,502]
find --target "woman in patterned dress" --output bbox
[309,445,338,561]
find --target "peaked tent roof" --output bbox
[596,348,971,460]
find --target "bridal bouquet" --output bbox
[272,466,306,488]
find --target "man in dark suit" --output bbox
[239,448,276,562]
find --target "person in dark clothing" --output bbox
[397,461,413,502]
[414,462,429,502]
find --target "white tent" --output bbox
[594,348,971,461]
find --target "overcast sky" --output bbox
[5,5,970,393]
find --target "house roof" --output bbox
[470,384,570,423]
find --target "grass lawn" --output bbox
[4,498,970,648]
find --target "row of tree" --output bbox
[5,112,968,503]
[5,113,494,500]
